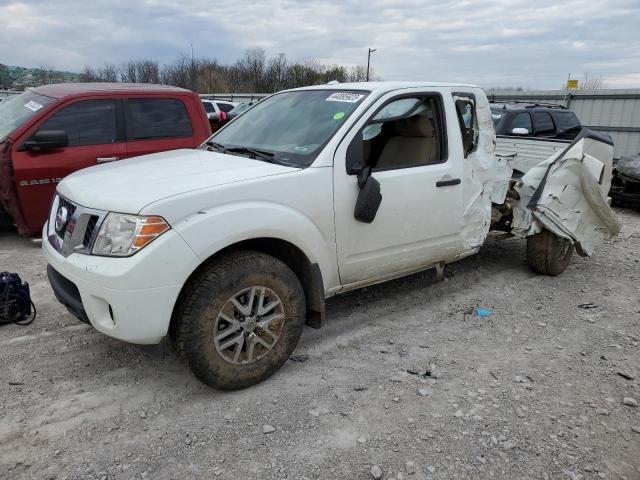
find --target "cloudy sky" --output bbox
[2,0,639,89]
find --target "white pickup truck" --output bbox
[43,82,620,390]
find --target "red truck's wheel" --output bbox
[172,250,305,390]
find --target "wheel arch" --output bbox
[170,237,326,341]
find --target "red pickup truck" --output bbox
[0,83,211,235]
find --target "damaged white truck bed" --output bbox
[43,82,620,389]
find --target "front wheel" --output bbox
[172,251,306,390]
[526,229,574,276]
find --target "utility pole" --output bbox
[366,48,376,82]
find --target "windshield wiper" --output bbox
[226,146,274,158]
[205,140,228,152]
[207,142,294,166]
[224,146,278,163]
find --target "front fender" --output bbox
[169,201,339,293]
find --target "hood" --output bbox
[57,149,299,213]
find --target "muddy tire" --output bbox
[172,250,305,390]
[526,229,574,276]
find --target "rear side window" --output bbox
[128,99,192,140]
[533,112,555,136]
[553,111,581,138]
[217,102,235,113]
[39,100,118,147]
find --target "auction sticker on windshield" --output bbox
[326,93,365,103]
[24,101,44,112]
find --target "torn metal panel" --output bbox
[459,92,512,251]
[511,129,621,256]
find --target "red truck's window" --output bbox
[36,99,118,147]
[127,99,192,140]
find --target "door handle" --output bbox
[436,178,461,187]
[96,157,119,163]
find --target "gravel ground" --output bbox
[1,209,639,480]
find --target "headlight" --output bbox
[92,213,170,257]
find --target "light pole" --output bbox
[366,48,376,82]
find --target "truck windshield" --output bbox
[0,91,56,142]
[208,89,369,167]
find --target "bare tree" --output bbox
[346,65,368,82]
[24,48,384,92]
[100,63,119,82]
[236,48,267,92]
[265,53,288,92]
[79,65,99,82]
[580,71,605,91]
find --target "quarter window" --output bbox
[38,100,118,147]
[128,99,192,140]
[553,111,581,139]
[533,112,555,136]
[453,94,478,157]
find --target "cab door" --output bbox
[333,90,465,286]
[11,98,126,234]
[123,97,197,157]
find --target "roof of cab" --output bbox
[288,81,479,94]
[29,83,193,99]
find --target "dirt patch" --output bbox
[1,209,639,479]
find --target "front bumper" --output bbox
[43,226,201,344]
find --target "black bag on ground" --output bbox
[0,272,36,326]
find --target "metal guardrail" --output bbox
[199,93,269,103]
[0,89,21,100]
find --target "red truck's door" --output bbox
[11,99,126,234]
[123,97,200,158]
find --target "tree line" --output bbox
[79,48,375,93]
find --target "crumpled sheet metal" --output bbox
[511,135,621,256]
[460,93,512,251]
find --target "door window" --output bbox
[128,98,193,140]
[533,111,555,136]
[37,100,118,147]
[510,112,533,132]
[356,96,446,171]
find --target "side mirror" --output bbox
[22,130,68,152]
[511,127,529,136]
[345,132,364,175]
[354,167,382,223]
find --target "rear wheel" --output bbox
[173,251,305,390]
[526,229,574,276]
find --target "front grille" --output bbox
[57,196,77,222]
[47,195,107,257]
[82,215,99,249]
